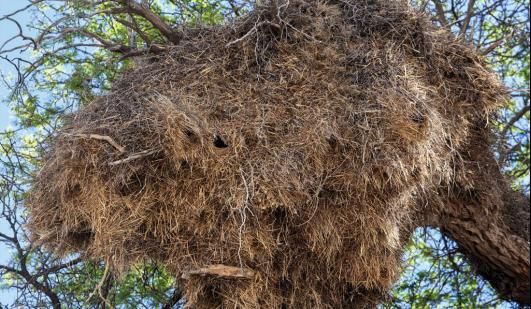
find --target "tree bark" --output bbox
[436,196,530,304]
[421,128,530,305]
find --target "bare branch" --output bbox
[432,0,449,26]
[182,264,255,279]
[108,149,159,166]
[481,30,515,55]
[459,0,477,38]
[68,133,126,153]
[114,0,182,43]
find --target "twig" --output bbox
[419,0,429,13]
[108,149,158,166]
[500,105,530,139]
[237,167,252,268]
[182,264,255,279]
[481,30,515,55]
[226,20,264,47]
[459,0,477,38]
[162,286,183,309]
[85,263,114,309]
[69,133,126,153]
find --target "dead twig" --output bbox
[108,149,159,166]
[69,133,126,153]
[182,264,255,279]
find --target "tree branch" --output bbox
[114,0,182,44]
[432,0,449,26]
[422,125,530,305]
[459,0,476,38]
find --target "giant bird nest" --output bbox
[27,0,507,307]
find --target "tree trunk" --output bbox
[437,196,530,304]
[422,128,530,305]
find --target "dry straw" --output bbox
[27,0,508,307]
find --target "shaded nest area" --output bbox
[27,0,507,307]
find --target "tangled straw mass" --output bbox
[27,0,512,307]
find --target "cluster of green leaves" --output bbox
[53,261,178,307]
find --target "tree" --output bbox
[0,0,528,307]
